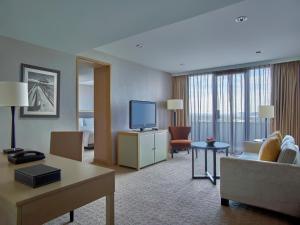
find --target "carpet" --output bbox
[46,151,297,225]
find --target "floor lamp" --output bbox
[167,99,183,126]
[259,105,274,139]
[0,82,29,154]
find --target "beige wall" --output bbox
[79,50,172,162]
[0,36,172,162]
[0,36,77,152]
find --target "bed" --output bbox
[79,112,94,149]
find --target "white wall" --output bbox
[79,84,94,111]
[0,36,77,152]
[0,36,172,161]
[79,50,172,162]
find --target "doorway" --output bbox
[76,57,113,165]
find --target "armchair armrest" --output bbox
[220,157,300,217]
[243,141,262,153]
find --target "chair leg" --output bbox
[187,148,189,154]
[70,210,74,222]
[172,148,174,158]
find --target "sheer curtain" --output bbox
[216,71,245,153]
[248,66,271,140]
[188,66,271,154]
[189,74,213,141]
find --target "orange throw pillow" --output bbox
[258,136,281,161]
[268,131,283,143]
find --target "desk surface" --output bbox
[0,153,114,207]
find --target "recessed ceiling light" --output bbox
[235,16,248,23]
[136,43,144,48]
[179,63,185,66]
[256,50,262,54]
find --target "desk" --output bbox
[0,153,115,225]
[192,141,230,185]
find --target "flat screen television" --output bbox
[129,100,156,131]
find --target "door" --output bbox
[154,131,168,162]
[139,133,155,168]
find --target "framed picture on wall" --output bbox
[20,64,60,117]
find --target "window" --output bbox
[189,74,213,141]
[189,66,271,154]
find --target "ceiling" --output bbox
[96,0,300,73]
[0,0,243,54]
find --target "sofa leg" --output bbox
[70,210,74,222]
[221,198,229,206]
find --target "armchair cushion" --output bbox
[170,139,191,147]
[258,136,281,161]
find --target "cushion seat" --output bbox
[170,139,192,145]
[238,152,259,161]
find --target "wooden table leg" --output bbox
[106,193,114,225]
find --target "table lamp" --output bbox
[0,82,29,154]
[167,99,183,126]
[259,105,274,138]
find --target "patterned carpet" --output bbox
[46,151,298,225]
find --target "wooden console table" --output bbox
[0,153,115,225]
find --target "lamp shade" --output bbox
[167,99,183,110]
[0,82,29,107]
[259,105,274,118]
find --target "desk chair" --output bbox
[50,131,83,222]
[169,126,191,158]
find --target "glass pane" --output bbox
[216,73,245,153]
[189,74,213,141]
[248,67,271,139]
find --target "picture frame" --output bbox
[20,64,60,118]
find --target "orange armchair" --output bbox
[169,126,192,158]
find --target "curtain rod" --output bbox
[172,56,300,76]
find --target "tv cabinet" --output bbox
[117,129,168,170]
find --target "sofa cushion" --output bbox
[277,142,298,164]
[238,152,259,161]
[258,136,281,161]
[281,135,295,149]
[269,130,283,143]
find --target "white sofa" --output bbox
[220,136,300,218]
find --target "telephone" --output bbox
[8,150,45,164]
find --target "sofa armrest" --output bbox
[243,141,262,153]
[220,157,300,217]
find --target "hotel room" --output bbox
[0,0,299,224]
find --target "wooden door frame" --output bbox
[76,56,113,166]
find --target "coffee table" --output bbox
[192,141,230,185]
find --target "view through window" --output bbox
[189,66,271,153]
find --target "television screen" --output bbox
[130,100,156,130]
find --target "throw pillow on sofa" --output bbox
[277,142,299,164]
[258,136,281,161]
[269,130,283,143]
[281,135,295,149]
